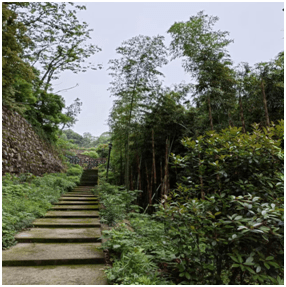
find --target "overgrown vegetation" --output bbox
[82,150,99,159]
[2,164,83,250]
[98,183,141,226]
[102,12,284,283]
[99,122,284,285]
[2,4,283,284]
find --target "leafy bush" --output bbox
[95,143,109,158]
[82,150,99,159]
[2,165,83,249]
[66,164,83,176]
[106,247,168,285]
[102,215,173,285]
[87,147,97,151]
[100,122,284,285]
[98,183,141,226]
[163,122,284,284]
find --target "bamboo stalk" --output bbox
[160,160,163,199]
[150,165,153,205]
[136,155,142,191]
[130,168,134,191]
[198,153,205,200]
[145,163,150,206]
[162,138,169,197]
[207,95,214,130]
[261,79,270,127]
[228,111,233,127]
[239,94,246,133]
[152,129,157,186]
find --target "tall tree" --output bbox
[11,2,102,92]
[168,11,236,131]
[108,35,168,189]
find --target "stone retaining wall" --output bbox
[2,106,65,176]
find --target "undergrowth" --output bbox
[98,123,284,285]
[2,164,83,249]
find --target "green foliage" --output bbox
[102,215,173,285]
[66,164,83,178]
[82,150,99,159]
[163,123,284,284]
[95,144,109,158]
[2,3,34,108]
[101,122,283,285]
[173,121,284,199]
[3,2,99,145]
[105,246,168,285]
[2,165,83,249]
[168,11,236,131]
[108,34,168,188]
[12,2,101,91]
[98,183,141,226]
[63,130,111,149]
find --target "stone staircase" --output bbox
[2,185,107,285]
[80,170,98,186]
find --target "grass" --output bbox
[2,164,83,249]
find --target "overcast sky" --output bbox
[53,1,284,138]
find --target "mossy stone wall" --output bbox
[2,106,65,176]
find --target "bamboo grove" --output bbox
[107,12,284,211]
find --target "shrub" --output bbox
[82,150,99,159]
[99,122,284,285]
[163,122,284,284]
[98,183,141,226]
[66,164,83,176]
[87,147,97,151]
[102,216,174,285]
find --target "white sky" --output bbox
[53,1,284,137]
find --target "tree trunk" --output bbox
[228,111,233,127]
[125,140,129,189]
[120,148,123,185]
[239,93,246,133]
[207,95,214,130]
[261,79,270,127]
[136,155,142,191]
[152,129,157,186]
[150,165,153,205]
[160,160,163,199]
[145,163,150,206]
[162,138,169,198]
[130,168,134,191]
[198,153,205,200]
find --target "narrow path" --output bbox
[2,185,107,285]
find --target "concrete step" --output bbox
[60,197,98,201]
[56,201,99,205]
[64,193,95,197]
[2,264,107,285]
[67,194,94,196]
[33,218,100,228]
[73,186,95,189]
[2,179,106,285]
[51,205,99,210]
[3,243,105,266]
[44,210,99,218]
[15,228,101,243]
